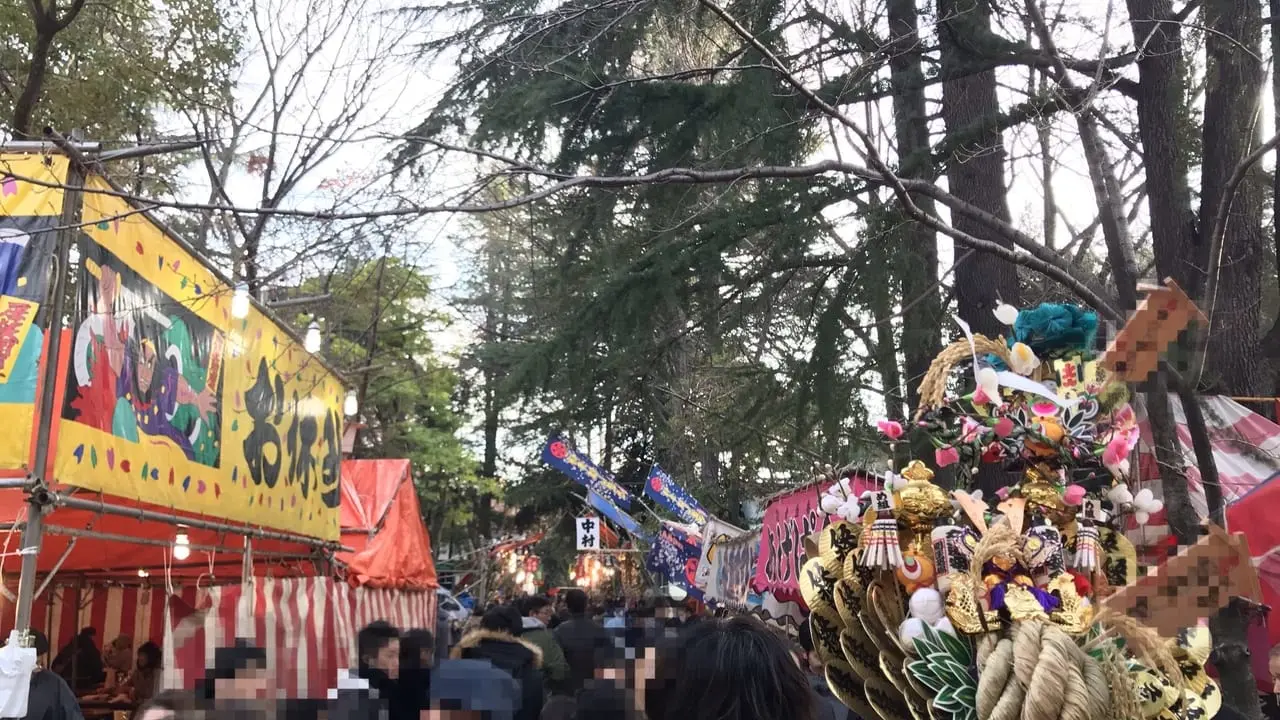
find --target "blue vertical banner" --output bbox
[645,465,708,526]
[645,523,704,599]
[587,490,650,540]
[542,435,632,510]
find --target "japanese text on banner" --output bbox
[52,173,343,541]
[542,435,632,510]
[645,465,708,526]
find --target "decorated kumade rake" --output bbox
[803,300,1260,720]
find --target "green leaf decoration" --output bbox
[908,624,978,720]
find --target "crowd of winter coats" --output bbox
[122,589,860,720]
[337,589,862,720]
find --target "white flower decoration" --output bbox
[1106,483,1134,507]
[1008,342,1041,376]
[1132,488,1164,526]
[994,303,1019,326]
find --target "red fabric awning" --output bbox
[335,459,438,590]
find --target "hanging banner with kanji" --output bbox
[645,523,703,599]
[754,480,833,604]
[645,465,708,526]
[0,154,68,473]
[542,434,632,510]
[575,517,601,551]
[50,172,344,541]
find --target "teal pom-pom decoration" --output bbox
[1010,303,1098,358]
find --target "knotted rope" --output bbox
[973,621,1110,720]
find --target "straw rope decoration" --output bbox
[914,334,1012,418]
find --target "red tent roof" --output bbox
[335,459,437,590]
[0,459,437,590]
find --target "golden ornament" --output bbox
[896,460,951,538]
[1020,464,1073,526]
[1046,572,1093,634]
[820,521,863,575]
[809,604,845,665]
[800,556,838,612]
[1002,584,1050,622]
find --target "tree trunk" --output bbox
[1125,0,1199,296]
[936,0,1020,336]
[887,0,942,427]
[1199,0,1267,397]
[1198,2,1268,714]
[11,31,53,137]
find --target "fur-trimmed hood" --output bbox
[451,628,543,669]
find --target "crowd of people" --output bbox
[16,589,1280,720]
[93,588,849,720]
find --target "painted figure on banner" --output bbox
[65,252,223,467]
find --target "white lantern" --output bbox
[172,531,191,561]
[304,321,322,353]
[231,282,251,320]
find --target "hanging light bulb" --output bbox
[136,569,149,578]
[344,390,358,417]
[304,320,322,353]
[231,282,251,320]
[172,530,191,561]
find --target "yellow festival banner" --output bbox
[0,155,68,473]
[49,172,344,541]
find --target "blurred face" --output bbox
[596,647,656,714]
[533,605,554,625]
[215,665,270,701]
[134,709,173,720]
[370,639,401,679]
[806,651,823,675]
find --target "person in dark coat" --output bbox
[50,627,105,694]
[552,590,610,694]
[398,629,434,714]
[430,659,521,720]
[355,621,402,720]
[24,631,84,720]
[452,605,544,720]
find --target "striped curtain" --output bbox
[0,579,435,699]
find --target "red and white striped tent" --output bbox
[0,458,438,700]
[1128,395,1280,688]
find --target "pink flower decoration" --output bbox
[877,419,905,441]
[1062,485,1086,506]
[973,386,993,406]
[993,416,1014,438]
[935,445,960,468]
[959,416,984,444]
[1102,434,1132,470]
[1032,400,1059,416]
[995,486,1010,500]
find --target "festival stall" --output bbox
[798,299,1260,720]
[0,149,352,703]
[0,459,440,699]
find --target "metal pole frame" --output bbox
[13,143,86,633]
[47,492,347,551]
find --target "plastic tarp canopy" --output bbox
[336,459,437,590]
